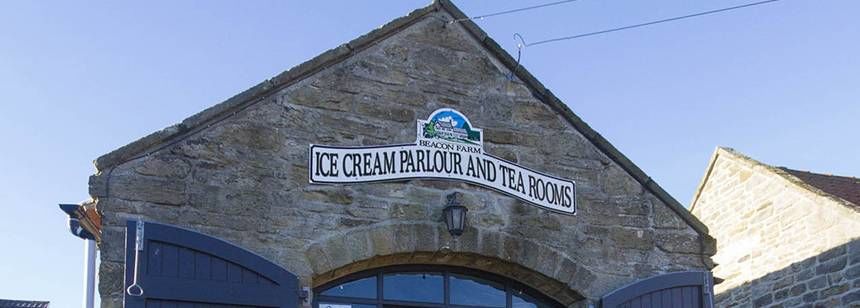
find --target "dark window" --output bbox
[383,272,444,303]
[314,266,561,308]
[450,274,505,307]
[511,290,541,308]
[320,303,377,308]
[321,276,377,299]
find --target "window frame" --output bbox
[313,265,563,308]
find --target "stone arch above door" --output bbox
[304,223,590,306]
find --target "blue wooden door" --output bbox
[600,271,714,308]
[124,220,300,308]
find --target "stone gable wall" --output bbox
[90,11,711,308]
[692,151,860,307]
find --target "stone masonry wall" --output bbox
[90,9,712,308]
[691,149,860,307]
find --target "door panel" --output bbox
[600,271,713,308]
[124,220,299,308]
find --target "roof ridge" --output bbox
[778,167,860,181]
[91,0,714,242]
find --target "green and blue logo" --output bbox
[417,108,483,149]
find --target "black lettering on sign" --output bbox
[314,151,322,176]
[400,150,413,173]
[545,181,558,205]
[371,152,383,175]
[330,154,338,176]
[310,144,575,215]
[415,150,425,172]
[384,151,396,175]
[534,178,545,201]
[515,172,525,194]
[423,150,432,172]
[351,153,361,177]
[316,152,338,177]
[342,153,353,177]
[485,159,496,182]
[562,186,573,208]
[360,153,370,176]
[528,175,537,197]
[433,150,445,173]
[498,164,510,188]
[465,155,476,178]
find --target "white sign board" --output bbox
[309,108,576,215]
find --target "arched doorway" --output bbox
[314,265,563,308]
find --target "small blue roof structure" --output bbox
[0,299,50,308]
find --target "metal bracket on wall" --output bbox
[126,218,145,297]
[704,272,714,308]
[301,287,311,302]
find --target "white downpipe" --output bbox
[84,239,96,308]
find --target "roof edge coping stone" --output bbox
[437,0,712,241]
[93,4,437,171]
[690,147,859,213]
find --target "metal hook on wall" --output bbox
[126,217,145,297]
[509,33,527,81]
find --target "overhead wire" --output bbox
[522,0,784,47]
[450,0,580,23]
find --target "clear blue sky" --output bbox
[1,0,858,306]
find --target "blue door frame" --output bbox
[124,220,300,308]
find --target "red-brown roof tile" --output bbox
[780,168,860,209]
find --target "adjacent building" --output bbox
[691,147,860,307]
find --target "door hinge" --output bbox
[300,287,310,302]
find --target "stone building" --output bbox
[76,1,720,307]
[691,147,860,307]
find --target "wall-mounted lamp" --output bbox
[443,192,468,237]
